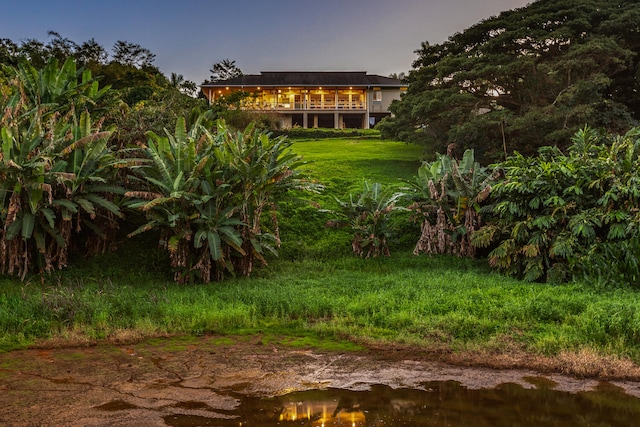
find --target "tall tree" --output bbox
[170,72,184,88]
[76,38,108,66]
[111,40,156,68]
[46,31,78,62]
[207,59,243,83]
[388,72,406,81]
[16,38,48,68]
[0,38,19,67]
[380,0,640,162]
[170,72,197,97]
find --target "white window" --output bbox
[373,90,382,102]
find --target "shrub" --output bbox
[405,149,496,257]
[0,58,122,280]
[325,181,405,258]
[474,126,640,285]
[125,118,318,283]
[271,127,380,140]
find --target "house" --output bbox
[200,71,406,129]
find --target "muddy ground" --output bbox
[1,335,640,426]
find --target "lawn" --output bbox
[291,137,423,197]
[1,136,639,370]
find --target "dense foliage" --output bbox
[0,57,317,283]
[379,0,640,162]
[326,182,405,258]
[473,126,640,285]
[1,23,638,290]
[2,22,640,370]
[126,118,316,283]
[0,33,207,148]
[0,58,121,279]
[2,138,640,369]
[405,149,495,257]
[1,34,171,97]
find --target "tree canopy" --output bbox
[379,0,640,162]
[0,33,199,100]
[207,59,243,83]
[0,33,208,148]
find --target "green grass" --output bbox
[2,253,640,360]
[0,137,639,365]
[292,138,423,193]
[278,138,423,259]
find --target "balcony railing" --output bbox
[254,101,366,111]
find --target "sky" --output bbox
[1,0,532,85]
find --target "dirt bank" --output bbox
[1,335,639,426]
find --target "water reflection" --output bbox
[163,381,640,427]
[274,395,366,426]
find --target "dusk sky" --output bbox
[2,0,532,85]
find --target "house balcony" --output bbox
[235,87,369,113]
[255,100,367,112]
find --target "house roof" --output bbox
[201,71,404,88]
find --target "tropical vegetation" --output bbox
[0,31,208,151]
[0,0,640,375]
[473,126,640,285]
[0,57,120,280]
[405,149,496,258]
[378,0,640,162]
[1,137,639,374]
[126,118,316,283]
[326,181,405,258]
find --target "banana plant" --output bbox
[214,121,314,274]
[0,104,119,279]
[405,149,495,257]
[0,58,120,280]
[326,181,406,258]
[12,56,110,119]
[126,118,316,283]
[50,111,122,254]
[126,116,246,283]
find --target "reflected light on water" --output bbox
[162,382,640,427]
[278,399,366,426]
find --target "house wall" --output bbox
[202,85,404,129]
[366,88,404,127]
[368,88,403,113]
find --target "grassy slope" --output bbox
[276,138,423,259]
[1,136,639,373]
[292,138,423,187]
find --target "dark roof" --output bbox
[201,71,403,87]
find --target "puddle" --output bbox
[162,382,640,426]
[522,375,558,389]
[173,401,215,411]
[94,399,140,411]
[164,414,222,426]
[3,339,640,426]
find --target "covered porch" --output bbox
[208,86,368,112]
